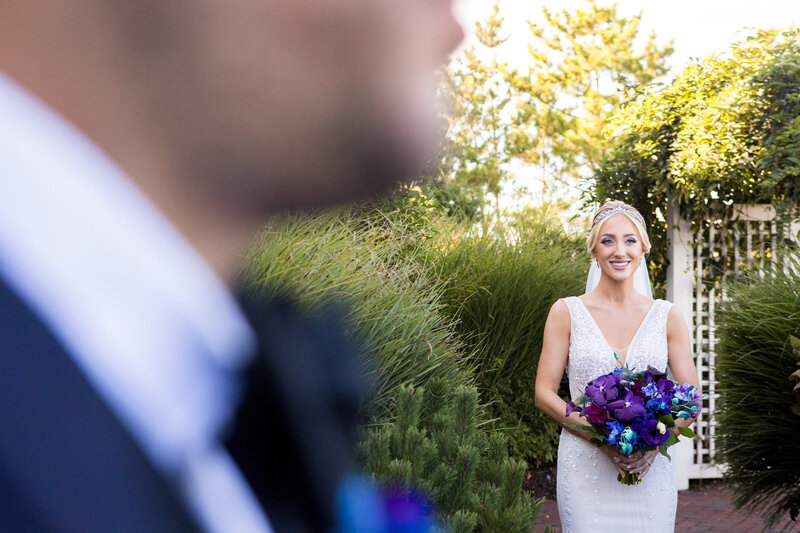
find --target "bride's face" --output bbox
[592,214,644,284]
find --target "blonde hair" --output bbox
[586,201,651,255]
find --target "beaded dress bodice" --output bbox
[563,297,671,400]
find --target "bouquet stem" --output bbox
[617,472,642,485]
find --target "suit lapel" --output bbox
[0,279,201,532]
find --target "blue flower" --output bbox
[611,366,636,381]
[674,385,699,403]
[618,426,639,455]
[641,382,660,398]
[605,420,624,446]
[646,398,669,413]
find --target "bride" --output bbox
[534,201,700,532]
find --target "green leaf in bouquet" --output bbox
[666,431,679,445]
[563,423,593,433]
[658,446,671,460]
[659,414,675,426]
[589,435,606,447]
[678,426,696,438]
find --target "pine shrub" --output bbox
[715,254,800,527]
[361,378,544,532]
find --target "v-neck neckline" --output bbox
[576,298,657,368]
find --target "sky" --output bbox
[453,0,799,77]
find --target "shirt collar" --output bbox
[0,71,257,470]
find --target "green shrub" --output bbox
[715,255,800,527]
[243,207,474,418]
[435,213,587,464]
[360,379,544,532]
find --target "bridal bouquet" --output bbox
[565,365,702,485]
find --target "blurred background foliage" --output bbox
[243,188,575,531]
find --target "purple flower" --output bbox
[382,489,435,532]
[632,419,671,447]
[646,365,667,379]
[607,391,647,424]
[585,375,620,406]
[565,401,583,416]
[585,403,610,425]
[656,376,675,395]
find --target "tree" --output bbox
[510,0,673,204]
[589,28,800,291]
[436,2,514,222]
[361,380,545,533]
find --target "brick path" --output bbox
[533,481,798,532]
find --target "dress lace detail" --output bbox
[556,297,677,532]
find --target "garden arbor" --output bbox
[667,202,800,489]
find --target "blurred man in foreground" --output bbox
[0,1,463,531]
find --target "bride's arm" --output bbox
[534,300,594,440]
[534,302,576,425]
[535,301,629,476]
[667,305,701,431]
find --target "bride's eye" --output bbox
[626,238,638,245]
[601,238,614,245]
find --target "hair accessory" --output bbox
[592,206,644,227]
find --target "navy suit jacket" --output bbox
[0,279,201,532]
[0,279,366,533]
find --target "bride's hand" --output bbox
[599,445,628,477]
[625,449,659,478]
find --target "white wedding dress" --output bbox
[556,297,677,532]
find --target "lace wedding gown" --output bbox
[556,297,677,532]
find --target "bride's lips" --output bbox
[609,260,631,270]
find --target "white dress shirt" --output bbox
[0,71,273,533]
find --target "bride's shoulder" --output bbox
[547,298,572,324]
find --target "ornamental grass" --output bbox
[242,206,475,419]
[435,213,587,464]
[715,253,800,528]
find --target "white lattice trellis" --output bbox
[667,203,800,490]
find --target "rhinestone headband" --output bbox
[592,206,644,227]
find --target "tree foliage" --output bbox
[510,0,673,202]
[437,2,513,220]
[434,1,673,216]
[589,28,800,289]
[361,380,544,533]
